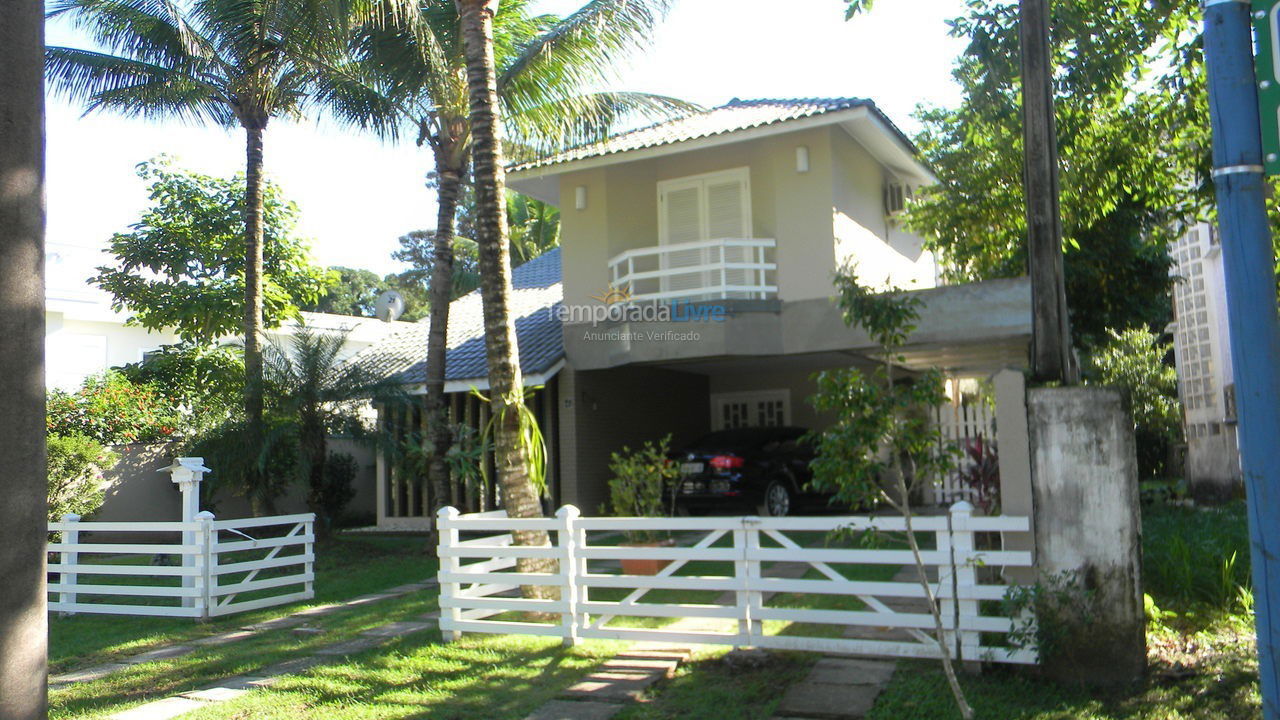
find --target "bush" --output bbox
[607,435,678,544]
[1085,328,1182,478]
[118,342,243,435]
[185,416,298,515]
[312,451,359,534]
[47,434,119,521]
[47,371,181,445]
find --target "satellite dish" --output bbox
[374,290,406,323]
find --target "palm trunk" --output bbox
[243,124,267,442]
[0,4,49,716]
[425,143,466,519]
[457,0,552,574]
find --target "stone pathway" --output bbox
[49,580,437,690]
[523,644,692,720]
[105,608,442,720]
[772,565,933,720]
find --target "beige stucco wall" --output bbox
[706,366,833,432]
[829,127,936,290]
[556,127,839,309]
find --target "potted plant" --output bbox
[608,435,680,575]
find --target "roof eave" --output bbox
[507,104,934,194]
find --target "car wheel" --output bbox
[760,480,792,517]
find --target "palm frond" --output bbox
[503,90,699,160]
[46,46,235,125]
[498,0,670,96]
[47,0,218,69]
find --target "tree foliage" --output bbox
[47,371,181,445]
[306,266,429,322]
[118,341,244,436]
[1086,327,1183,477]
[866,0,1208,349]
[93,160,330,343]
[47,434,119,522]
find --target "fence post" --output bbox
[59,513,81,615]
[556,505,581,647]
[949,501,981,666]
[194,511,215,620]
[303,516,315,601]
[737,517,762,647]
[437,507,462,642]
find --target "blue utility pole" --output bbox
[1203,1,1280,717]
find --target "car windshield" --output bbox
[681,427,807,453]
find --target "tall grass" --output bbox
[1143,501,1252,612]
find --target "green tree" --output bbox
[262,324,407,534]
[334,0,691,530]
[307,266,429,321]
[1086,327,1183,478]
[117,341,244,436]
[47,434,120,522]
[46,0,363,439]
[93,160,329,343]
[850,0,1205,350]
[392,231,483,300]
[807,269,971,718]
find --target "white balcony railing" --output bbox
[608,238,778,303]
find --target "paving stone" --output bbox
[775,681,883,719]
[292,604,341,617]
[806,658,897,686]
[561,671,665,702]
[108,696,207,720]
[241,616,305,632]
[212,676,276,690]
[191,630,256,646]
[121,646,194,664]
[315,637,383,655]
[345,593,396,606]
[600,658,678,677]
[258,655,327,676]
[612,650,687,663]
[292,626,325,637]
[523,699,624,720]
[360,621,434,638]
[413,612,441,622]
[182,687,250,702]
[50,662,131,685]
[628,644,693,659]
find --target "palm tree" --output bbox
[0,2,50,716]
[263,323,407,535]
[44,0,353,447]
[330,0,689,525]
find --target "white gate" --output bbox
[437,504,1036,665]
[933,393,997,505]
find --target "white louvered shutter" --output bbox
[706,177,750,294]
[660,182,707,295]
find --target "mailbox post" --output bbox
[163,458,211,609]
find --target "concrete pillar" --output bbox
[1027,387,1145,685]
[992,369,1034,584]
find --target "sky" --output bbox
[44,0,970,280]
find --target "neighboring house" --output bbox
[353,97,1034,529]
[45,241,412,391]
[1168,222,1241,491]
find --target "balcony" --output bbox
[607,238,778,303]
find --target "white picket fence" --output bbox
[437,503,1037,665]
[48,512,315,619]
[933,396,997,505]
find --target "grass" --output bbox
[865,500,1261,720]
[614,648,817,720]
[50,534,436,673]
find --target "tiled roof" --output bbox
[509,97,913,173]
[347,248,563,387]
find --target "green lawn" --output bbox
[50,534,436,673]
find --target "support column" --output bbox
[1027,387,1144,685]
[992,369,1034,584]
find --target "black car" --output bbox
[669,426,829,517]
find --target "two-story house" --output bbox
[356,98,1033,529]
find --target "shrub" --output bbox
[1085,328,1182,478]
[312,451,359,534]
[118,342,243,435]
[47,371,181,445]
[607,434,678,544]
[1143,501,1251,613]
[47,434,119,521]
[185,416,298,516]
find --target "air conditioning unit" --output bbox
[884,181,911,217]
